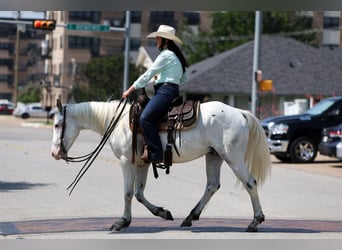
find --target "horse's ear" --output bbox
[56,99,63,113]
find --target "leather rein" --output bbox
[58,98,128,195]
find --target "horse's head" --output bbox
[51,99,80,160]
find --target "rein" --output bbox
[63,98,128,195]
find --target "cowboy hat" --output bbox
[147,25,183,45]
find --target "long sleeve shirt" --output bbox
[133,49,187,89]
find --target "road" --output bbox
[0,115,342,239]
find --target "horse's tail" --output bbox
[241,110,271,185]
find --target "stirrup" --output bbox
[152,161,170,179]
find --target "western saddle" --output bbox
[129,91,200,178]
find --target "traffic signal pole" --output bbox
[251,11,262,117]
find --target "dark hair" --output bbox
[159,38,188,73]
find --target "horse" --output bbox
[50,99,271,232]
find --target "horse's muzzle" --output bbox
[51,146,67,160]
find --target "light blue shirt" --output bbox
[133,49,187,89]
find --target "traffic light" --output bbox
[32,19,56,31]
[259,80,273,92]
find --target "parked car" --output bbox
[13,103,56,119]
[261,96,342,163]
[0,102,15,115]
[319,123,342,160]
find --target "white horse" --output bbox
[50,99,271,232]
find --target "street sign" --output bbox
[67,23,110,32]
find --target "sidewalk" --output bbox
[0,115,52,128]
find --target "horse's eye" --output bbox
[54,124,59,129]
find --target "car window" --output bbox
[305,99,336,116]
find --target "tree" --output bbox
[18,83,40,103]
[181,11,317,65]
[70,55,144,102]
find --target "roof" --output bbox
[180,36,342,96]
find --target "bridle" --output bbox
[59,105,68,156]
[55,98,128,195]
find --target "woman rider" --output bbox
[122,24,188,168]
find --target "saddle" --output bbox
[129,92,200,178]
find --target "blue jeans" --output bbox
[139,83,179,161]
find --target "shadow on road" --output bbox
[0,180,50,192]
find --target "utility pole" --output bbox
[251,11,262,116]
[13,11,20,104]
[123,11,131,92]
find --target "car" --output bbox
[318,123,342,160]
[13,103,57,119]
[0,102,15,115]
[261,96,342,163]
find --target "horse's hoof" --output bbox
[165,210,174,220]
[110,217,131,231]
[246,226,258,232]
[180,219,192,227]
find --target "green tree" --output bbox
[70,55,143,102]
[182,11,317,65]
[18,83,40,103]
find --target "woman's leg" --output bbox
[139,85,179,162]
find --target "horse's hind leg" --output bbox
[228,160,265,232]
[181,149,223,227]
[134,164,174,221]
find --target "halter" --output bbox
[57,98,128,195]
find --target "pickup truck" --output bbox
[261,96,342,163]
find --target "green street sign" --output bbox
[67,23,110,32]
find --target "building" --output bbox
[0,11,46,103]
[42,11,211,105]
[309,11,342,48]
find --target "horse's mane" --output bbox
[67,100,125,134]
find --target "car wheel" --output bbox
[274,153,292,163]
[289,137,317,163]
[21,113,29,119]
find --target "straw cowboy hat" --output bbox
[147,25,183,45]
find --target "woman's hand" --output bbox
[122,85,136,99]
[122,90,130,99]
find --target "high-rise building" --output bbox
[0,12,46,102]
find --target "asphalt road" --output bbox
[0,115,342,239]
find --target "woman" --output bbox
[122,24,188,167]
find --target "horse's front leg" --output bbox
[181,151,222,227]
[134,164,173,221]
[110,158,134,231]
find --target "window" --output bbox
[130,38,141,51]
[0,43,14,54]
[149,12,175,31]
[131,11,141,23]
[0,74,13,84]
[69,11,101,23]
[0,59,14,70]
[323,17,340,28]
[68,36,100,56]
[183,12,200,25]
